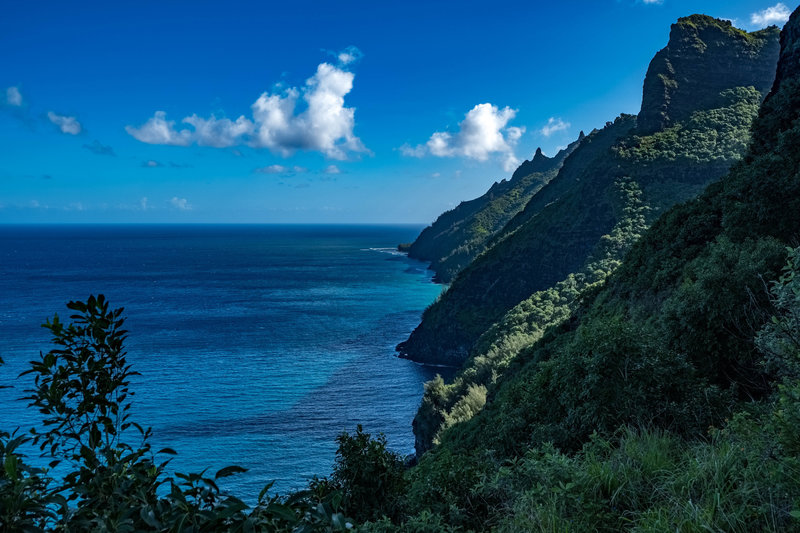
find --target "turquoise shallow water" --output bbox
[0,224,448,499]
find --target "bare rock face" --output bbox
[773,7,800,88]
[638,15,780,134]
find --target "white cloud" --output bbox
[126,50,366,159]
[47,111,81,135]
[6,86,22,106]
[126,111,192,146]
[170,197,191,210]
[402,103,525,172]
[337,46,363,66]
[140,197,149,211]
[182,114,254,147]
[540,117,570,137]
[251,62,366,159]
[255,164,288,174]
[142,160,162,168]
[255,164,308,175]
[399,143,427,157]
[324,164,341,174]
[751,3,791,27]
[642,0,662,4]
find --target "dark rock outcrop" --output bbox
[638,15,780,134]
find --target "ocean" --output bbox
[0,224,448,500]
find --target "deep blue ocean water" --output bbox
[0,224,448,500]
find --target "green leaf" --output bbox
[214,465,248,479]
[265,502,298,523]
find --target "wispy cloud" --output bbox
[336,45,363,66]
[256,164,289,174]
[750,3,791,27]
[170,197,191,210]
[255,164,307,175]
[142,159,163,168]
[126,48,367,160]
[323,164,341,174]
[540,117,570,137]
[47,111,81,135]
[82,140,115,156]
[401,103,525,172]
[5,86,22,106]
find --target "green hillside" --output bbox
[388,7,800,530]
[398,16,780,369]
[403,138,582,283]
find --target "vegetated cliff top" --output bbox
[638,14,780,134]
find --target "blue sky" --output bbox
[0,0,795,223]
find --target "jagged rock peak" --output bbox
[637,14,781,134]
[578,130,585,140]
[510,131,585,181]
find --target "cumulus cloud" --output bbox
[182,114,254,147]
[323,164,341,174]
[6,86,22,106]
[126,111,192,146]
[250,62,366,159]
[750,3,791,27]
[82,140,115,156]
[540,117,570,137]
[126,49,367,159]
[170,197,191,210]
[401,103,525,171]
[47,111,82,135]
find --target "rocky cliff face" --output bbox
[638,15,780,134]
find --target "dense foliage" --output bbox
[0,296,359,532]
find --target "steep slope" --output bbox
[398,9,800,530]
[398,16,780,367]
[440,0,800,479]
[403,138,582,283]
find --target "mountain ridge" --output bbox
[398,15,781,368]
